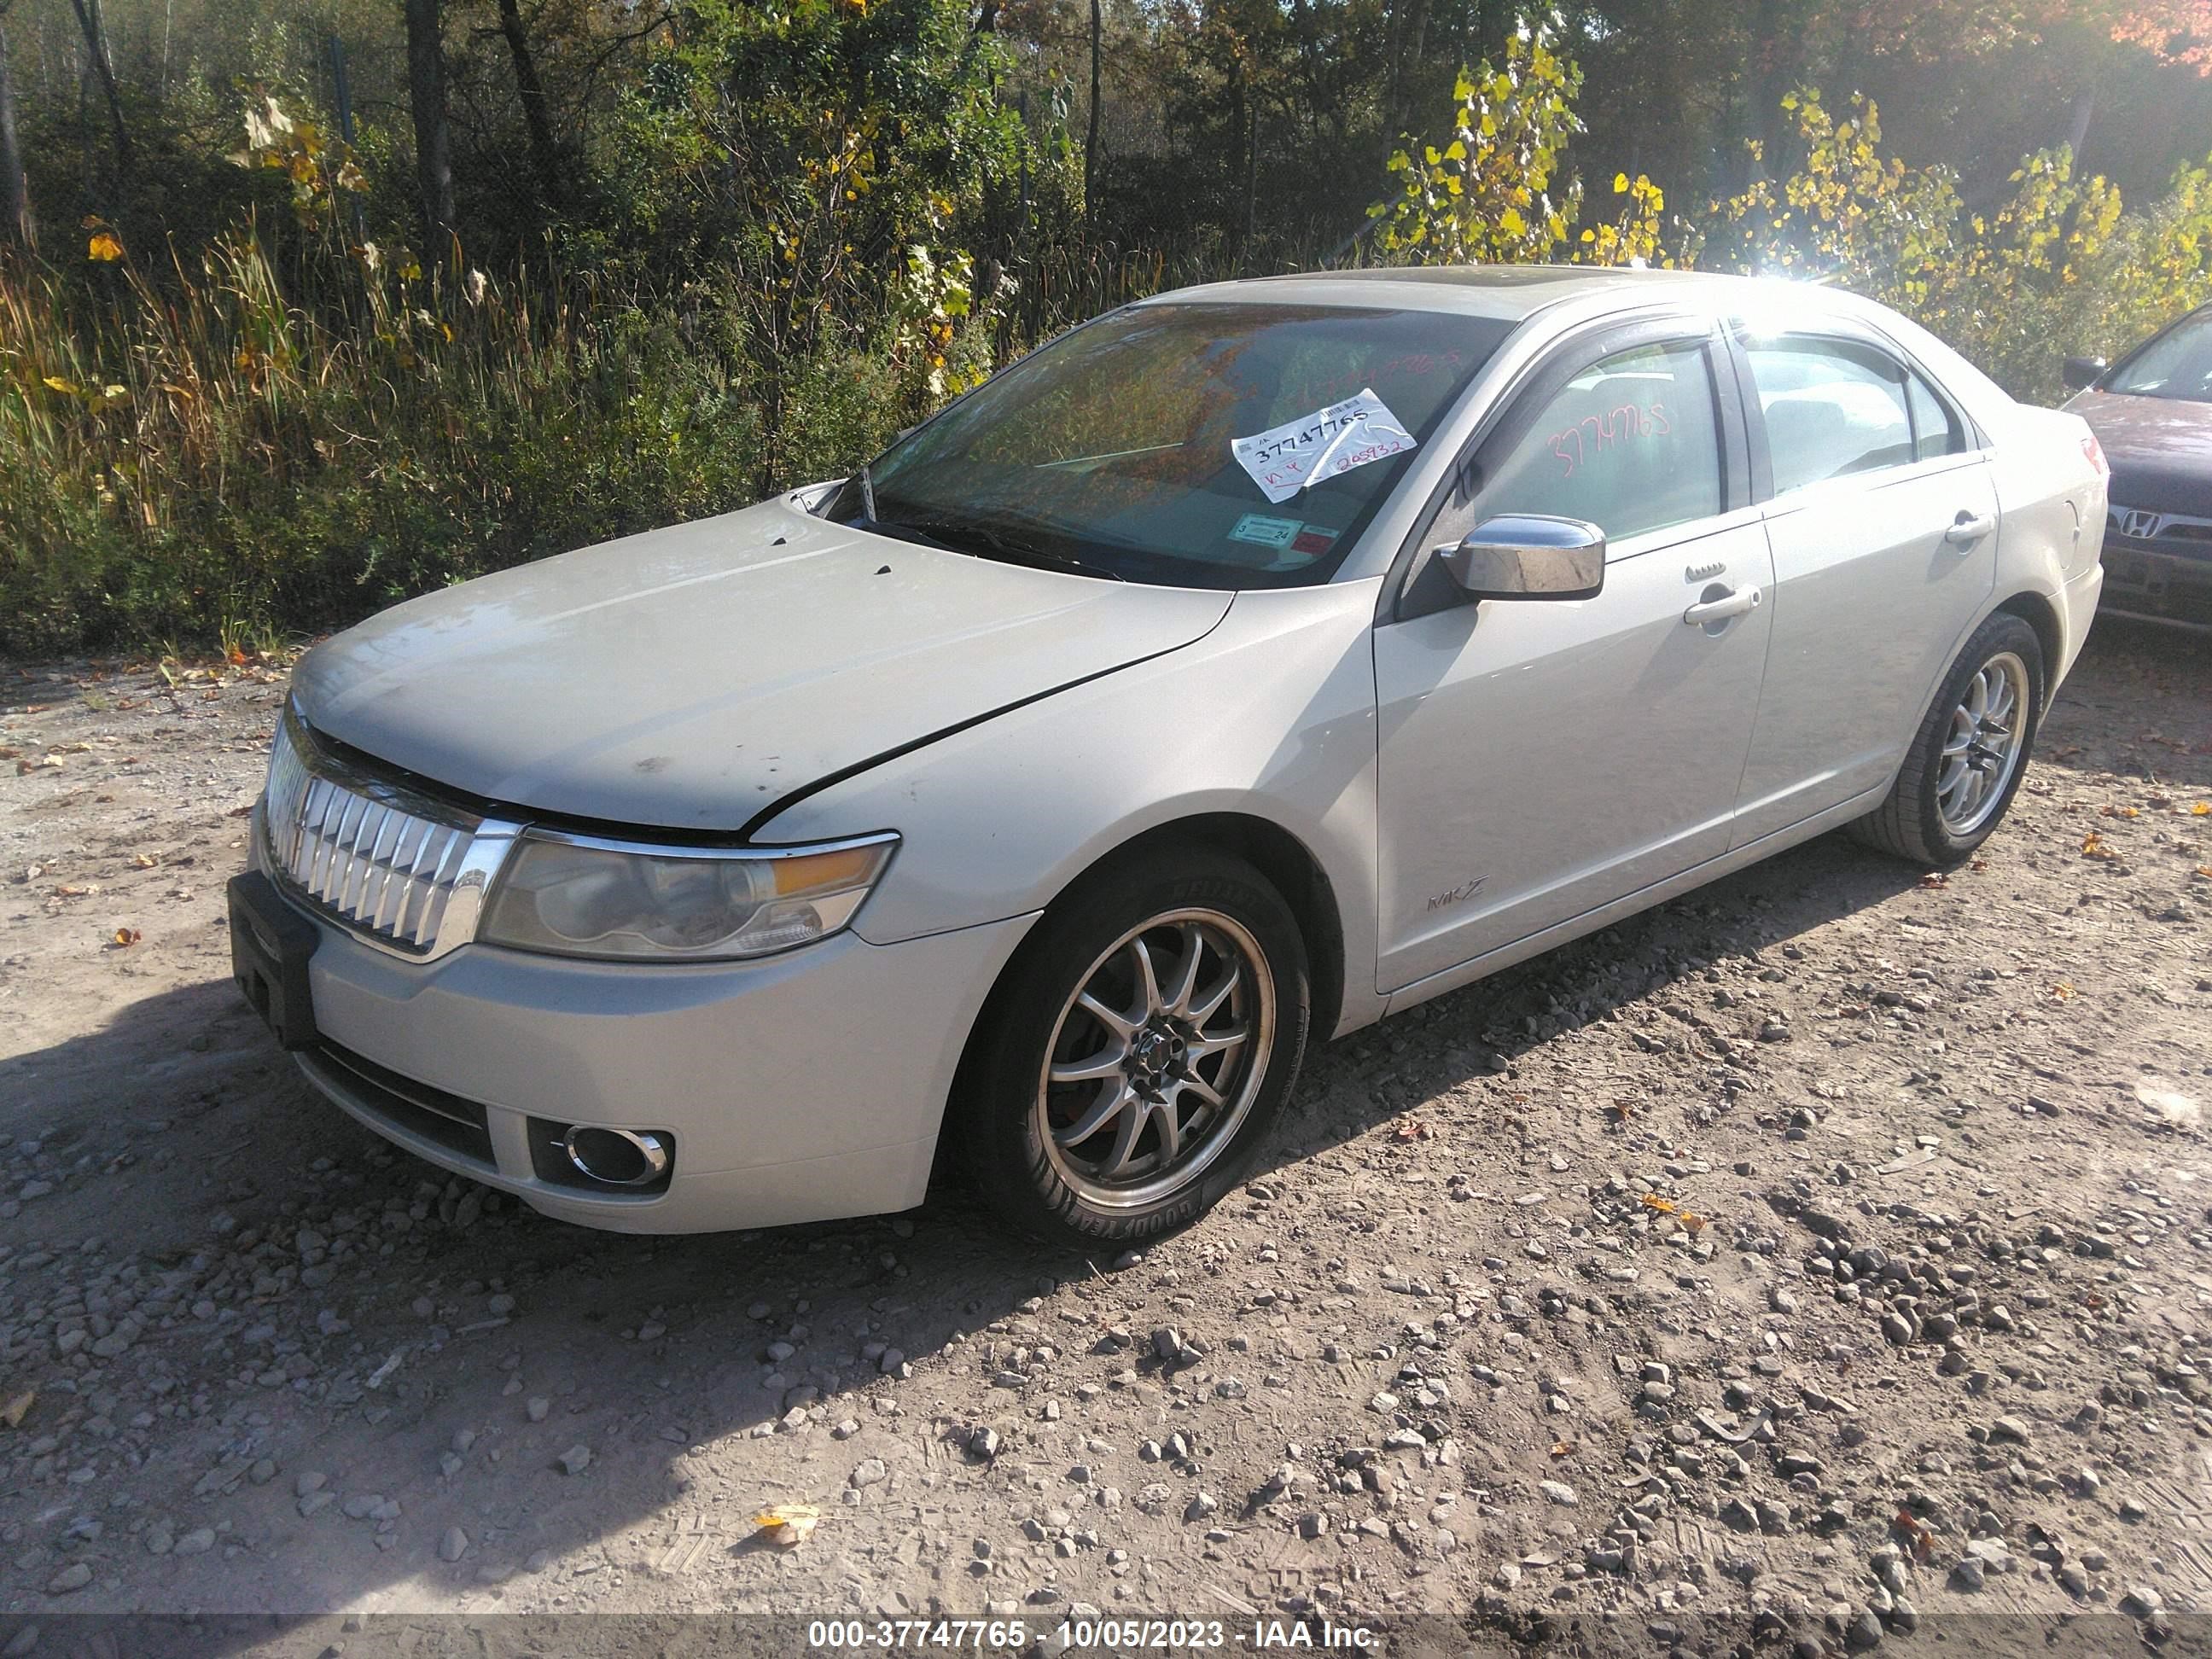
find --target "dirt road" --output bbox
[0,621,2207,1656]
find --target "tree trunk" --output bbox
[0,13,30,248]
[67,0,131,171]
[495,0,564,210]
[1084,0,1102,234]
[2064,86,2095,166]
[404,0,457,242]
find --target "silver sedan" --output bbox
[230,268,2109,1248]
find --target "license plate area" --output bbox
[229,870,321,1051]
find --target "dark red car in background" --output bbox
[2064,306,2212,632]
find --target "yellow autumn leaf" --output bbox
[2192,802,2209,816]
[87,231,123,261]
[43,375,81,395]
[2050,981,2075,1001]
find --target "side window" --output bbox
[1435,341,1724,549]
[1906,372,1965,462]
[1744,337,1915,492]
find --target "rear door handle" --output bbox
[1682,585,1762,626]
[1944,510,1997,546]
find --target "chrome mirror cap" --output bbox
[1438,515,1606,602]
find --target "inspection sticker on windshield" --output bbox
[1231,388,1417,504]
[1228,513,1303,549]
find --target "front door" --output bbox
[1373,323,1773,995]
[1726,329,2000,845]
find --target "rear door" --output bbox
[1727,327,2000,847]
[1372,317,1773,993]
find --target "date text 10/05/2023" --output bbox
[804,1617,1379,1650]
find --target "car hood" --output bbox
[293,495,1233,833]
[2068,388,2212,517]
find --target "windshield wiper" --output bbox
[882,512,1125,582]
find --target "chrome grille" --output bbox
[259,711,520,959]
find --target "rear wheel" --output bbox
[955,849,1308,1250]
[1853,613,2045,866]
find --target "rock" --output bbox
[1298,1511,1329,1539]
[1769,1286,1800,1314]
[969,1427,998,1459]
[851,1458,888,1488]
[2,1625,37,1657]
[2121,1586,2163,1617]
[526,1397,550,1423]
[145,1526,174,1556]
[1185,1492,1218,1522]
[45,1563,90,1594]
[1988,1415,2030,1444]
[558,1445,591,1476]
[439,1527,469,1563]
[172,1528,216,1557]
[1950,1556,1986,1592]
[1539,1480,1578,1507]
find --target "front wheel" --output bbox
[1852,613,2046,866]
[953,849,1309,1250]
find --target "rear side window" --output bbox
[1906,373,1965,462]
[1744,337,1917,492]
[1436,341,1725,548]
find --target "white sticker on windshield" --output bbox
[1231,389,1417,505]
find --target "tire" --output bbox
[1852,613,2046,867]
[953,847,1310,1251]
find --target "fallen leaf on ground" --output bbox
[2049,981,2075,1001]
[750,1505,821,1548]
[2081,833,2118,862]
[1918,872,1948,888]
[112,928,141,947]
[0,1390,32,1429]
[1549,1441,1574,1458]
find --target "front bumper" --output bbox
[281,897,1035,1233]
[2098,534,2212,632]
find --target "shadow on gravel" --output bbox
[1,619,2200,1641]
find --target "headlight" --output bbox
[477,832,897,961]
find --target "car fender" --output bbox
[754,579,1390,1037]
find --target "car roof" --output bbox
[1144,265,1848,324]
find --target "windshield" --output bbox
[824,302,1516,587]
[2106,312,2212,402]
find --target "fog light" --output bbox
[561,1126,672,1188]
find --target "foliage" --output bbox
[1365,26,1585,265]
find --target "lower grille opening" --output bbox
[304,1042,497,1169]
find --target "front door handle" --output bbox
[1682,585,1763,626]
[1944,510,1997,546]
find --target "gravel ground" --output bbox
[0,620,2207,1657]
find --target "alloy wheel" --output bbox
[1935,649,2029,836]
[1034,909,1274,1208]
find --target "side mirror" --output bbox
[2061,355,2108,392]
[1437,515,1605,602]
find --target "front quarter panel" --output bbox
[757,582,1388,1034]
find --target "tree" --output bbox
[0,1,30,248]
[68,0,133,172]
[493,0,567,209]
[405,0,458,240]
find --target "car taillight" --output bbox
[2081,433,2110,477]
